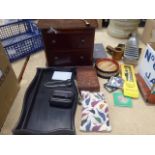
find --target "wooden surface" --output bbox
[2,28,155,135]
[38,19,98,29]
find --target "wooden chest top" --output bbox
[38,19,98,29]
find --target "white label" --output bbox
[52,71,72,81]
[139,44,155,91]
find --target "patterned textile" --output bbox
[80,91,112,132]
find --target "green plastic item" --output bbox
[113,91,132,107]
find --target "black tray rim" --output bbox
[13,67,77,135]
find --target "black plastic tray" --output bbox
[13,67,78,135]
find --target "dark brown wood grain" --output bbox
[38,19,98,29]
[39,20,97,66]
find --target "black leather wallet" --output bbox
[49,89,74,108]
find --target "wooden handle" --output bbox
[106,45,118,53]
[81,19,90,27]
[106,45,123,60]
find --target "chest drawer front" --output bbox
[42,30,95,49]
[45,49,93,66]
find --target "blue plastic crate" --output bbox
[0,20,44,62]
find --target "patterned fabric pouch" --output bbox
[80,91,112,132]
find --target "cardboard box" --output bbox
[141,19,155,49]
[0,43,19,129]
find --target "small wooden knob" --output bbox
[80,56,84,60]
[81,39,85,44]
[52,40,56,44]
[54,56,58,60]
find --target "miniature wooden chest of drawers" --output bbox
[38,20,98,66]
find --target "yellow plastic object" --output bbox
[121,64,139,98]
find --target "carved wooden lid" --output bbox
[38,19,98,29]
